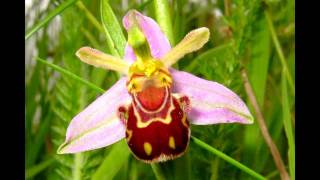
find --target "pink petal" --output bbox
[58,78,130,154]
[122,10,171,61]
[171,69,253,125]
[123,43,136,64]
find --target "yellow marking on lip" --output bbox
[126,129,133,141]
[169,136,175,149]
[134,97,175,128]
[144,142,152,156]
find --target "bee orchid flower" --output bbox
[58,10,253,163]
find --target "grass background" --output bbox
[25,0,295,179]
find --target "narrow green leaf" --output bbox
[151,164,166,180]
[153,0,175,45]
[281,69,295,180]
[76,1,104,33]
[191,136,266,180]
[36,57,105,93]
[100,0,126,57]
[25,0,78,40]
[27,114,52,166]
[80,27,101,49]
[92,140,130,180]
[25,159,55,179]
[243,15,270,170]
[265,10,294,95]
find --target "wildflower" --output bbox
[58,10,253,163]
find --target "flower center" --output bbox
[126,20,172,94]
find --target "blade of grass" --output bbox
[92,140,130,180]
[100,0,126,57]
[81,27,101,48]
[190,136,265,180]
[265,10,294,96]
[25,0,78,40]
[36,57,104,93]
[37,56,265,179]
[153,0,175,45]
[281,69,295,180]
[151,164,166,180]
[243,15,270,171]
[25,159,55,179]
[76,1,104,33]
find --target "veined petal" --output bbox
[171,69,253,125]
[76,47,130,75]
[57,78,130,154]
[122,10,171,60]
[161,28,210,67]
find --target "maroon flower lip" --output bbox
[57,10,253,163]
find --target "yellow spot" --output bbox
[169,136,176,149]
[126,129,133,141]
[144,142,152,156]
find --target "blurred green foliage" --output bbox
[25,0,294,179]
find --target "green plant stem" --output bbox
[25,0,78,40]
[191,136,266,180]
[265,11,294,95]
[151,164,166,180]
[25,159,55,179]
[36,57,104,93]
[37,57,265,179]
[153,0,175,45]
[73,153,83,180]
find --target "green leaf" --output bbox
[243,15,270,169]
[265,10,295,95]
[281,69,295,180]
[100,0,126,57]
[151,164,166,180]
[25,159,55,179]
[92,140,130,180]
[36,57,105,93]
[25,0,78,40]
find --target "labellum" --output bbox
[122,54,191,162]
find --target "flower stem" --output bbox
[73,153,83,180]
[265,10,295,96]
[240,68,290,180]
[153,0,175,45]
[191,136,265,180]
